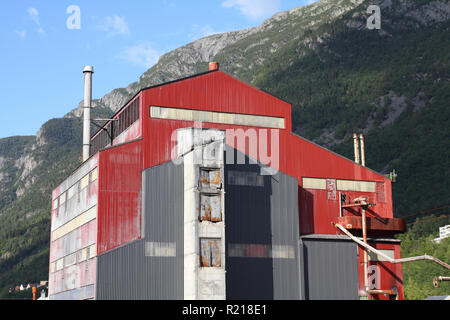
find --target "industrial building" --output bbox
[48,63,411,300]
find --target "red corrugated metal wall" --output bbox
[97,139,143,254]
[357,244,405,300]
[137,70,393,231]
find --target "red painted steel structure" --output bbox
[51,69,404,299]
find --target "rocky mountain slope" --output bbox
[0,0,449,298]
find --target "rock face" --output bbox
[65,0,448,119]
[65,0,369,117]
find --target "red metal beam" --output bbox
[337,216,406,233]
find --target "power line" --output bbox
[407,214,450,226]
[399,204,450,221]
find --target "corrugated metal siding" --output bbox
[136,70,393,236]
[96,160,184,300]
[270,170,300,300]
[299,238,359,300]
[224,147,299,300]
[97,140,143,254]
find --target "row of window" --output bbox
[199,168,223,223]
[50,243,97,273]
[227,170,264,187]
[53,168,98,213]
[90,97,140,156]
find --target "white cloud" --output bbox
[118,42,160,68]
[27,8,39,24]
[221,0,280,21]
[97,15,131,36]
[15,30,26,39]
[27,7,45,35]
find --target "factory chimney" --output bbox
[209,62,219,71]
[82,66,94,162]
[353,133,360,164]
[359,134,366,167]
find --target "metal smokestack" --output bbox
[359,134,366,167]
[353,133,360,164]
[82,66,94,162]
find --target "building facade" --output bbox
[48,69,405,300]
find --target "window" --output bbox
[59,192,66,206]
[200,238,221,267]
[200,194,222,222]
[80,174,89,190]
[68,184,76,200]
[90,168,98,182]
[53,197,59,210]
[90,97,140,156]
[228,171,264,187]
[200,168,221,189]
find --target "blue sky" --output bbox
[0,0,317,139]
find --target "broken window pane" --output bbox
[200,238,221,267]
[200,169,221,189]
[200,194,222,222]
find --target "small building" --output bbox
[433,225,450,243]
[48,66,406,300]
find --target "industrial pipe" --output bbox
[359,134,366,167]
[433,276,450,288]
[209,62,219,71]
[352,197,370,292]
[82,66,94,162]
[353,133,360,164]
[335,224,450,269]
[362,207,369,292]
[366,289,395,296]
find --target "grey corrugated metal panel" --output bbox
[297,239,306,300]
[270,171,300,300]
[143,160,184,299]
[97,160,184,300]
[224,147,299,300]
[299,238,359,300]
[225,154,273,299]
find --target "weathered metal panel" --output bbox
[200,168,221,189]
[200,194,222,222]
[49,154,99,300]
[97,140,143,254]
[270,168,300,300]
[224,147,299,300]
[96,160,184,300]
[299,237,359,300]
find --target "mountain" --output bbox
[0,0,449,298]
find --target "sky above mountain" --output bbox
[0,0,317,139]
